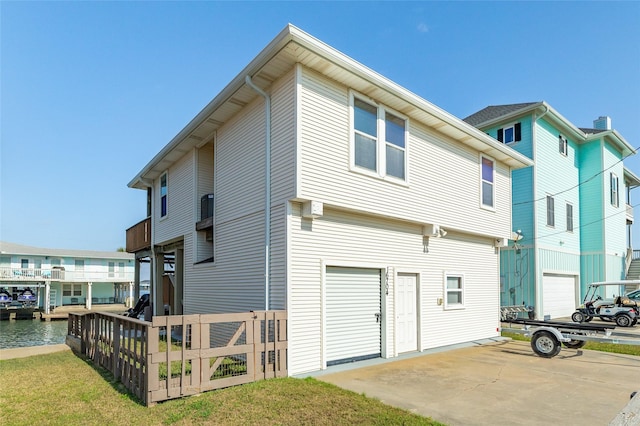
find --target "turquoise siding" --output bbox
[603,143,627,259]
[482,110,631,308]
[579,140,604,252]
[534,119,581,254]
[500,247,535,308]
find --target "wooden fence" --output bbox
[67,310,287,406]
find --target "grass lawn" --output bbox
[0,351,443,426]
[502,331,640,356]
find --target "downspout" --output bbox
[245,75,271,311]
[532,104,549,319]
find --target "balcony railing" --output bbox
[626,203,634,224]
[126,217,151,253]
[0,268,133,282]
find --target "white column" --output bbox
[45,281,51,314]
[86,282,92,310]
[128,282,134,308]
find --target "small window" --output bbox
[546,195,555,227]
[351,94,407,181]
[73,284,82,297]
[108,262,115,277]
[566,203,573,232]
[481,156,494,209]
[559,135,568,156]
[445,274,464,309]
[63,284,72,297]
[160,173,168,217]
[497,123,522,144]
[118,262,125,278]
[610,173,619,207]
[21,259,28,269]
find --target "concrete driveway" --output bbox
[317,340,640,426]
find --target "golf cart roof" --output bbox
[588,280,640,287]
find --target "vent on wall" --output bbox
[201,194,214,220]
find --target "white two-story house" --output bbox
[126,25,532,375]
[0,241,135,312]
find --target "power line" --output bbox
[528,201,640,243]
[512,145,640,207]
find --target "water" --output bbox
[0,319,68,349]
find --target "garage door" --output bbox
[326,267,381,366]
[542,274,577,319]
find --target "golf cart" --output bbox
[571,281,639,327]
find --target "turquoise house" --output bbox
[465,103,639,319]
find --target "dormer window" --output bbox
[497,123,522,144]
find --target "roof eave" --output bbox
[129,24,533,184]
[585,129,636,157]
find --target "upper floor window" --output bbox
[481,156,495,209]
[160,173,168,217]
[559,135,568,156]
[108,262,115,277]
[610,173,619,207]
[21,259,28,269]
[352,95,407,181]
[546,195,555,227]
[445,274,464,309]
[566,202,573,232]
[118,262,125,278]
[497,122,521,144]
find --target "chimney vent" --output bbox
[593,116,611,130]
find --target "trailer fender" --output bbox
[532,326,569,343]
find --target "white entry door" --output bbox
[396,273,418,353]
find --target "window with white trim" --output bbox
[497,123,522,144]
[63,283,82,297]
[160,172,168,217]
[558,135,568,156]
[445,274,464,309]
[546,195,555,227]
[118,261,125,278]
[108,262,115,277]
[610,173,619,207]
[566,202,573,232]
[352,95,407,181]
[481,156,494,209]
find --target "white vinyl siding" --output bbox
[195,143,214,263]
[182,70,295,315]
[298,67,512,239]
[289,203,500,375]
[154,151,195,244]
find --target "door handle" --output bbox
[375,312,381,323]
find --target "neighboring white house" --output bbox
[126,24,533,375]
[0,241,135,312]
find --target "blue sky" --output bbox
[1,1,639,251]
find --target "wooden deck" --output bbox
[40,304,126,321]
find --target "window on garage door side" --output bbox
[445,274,464,310]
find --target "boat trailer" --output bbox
[501,318,640,358]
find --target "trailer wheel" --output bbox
[531,331,561,358]
[563,340,586,349]
[571,312,585,323]
[616,314,633,327]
